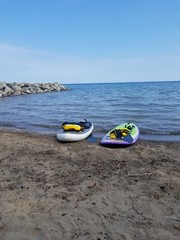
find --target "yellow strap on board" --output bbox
[63,124,83,131]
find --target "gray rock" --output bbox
[2,92,8,97]
[0,82,6,90]
[11,85,23,92]
[4,86,14,94]
[13,91,21,96]
[22,87,31,94]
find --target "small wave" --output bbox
[140,128,180,136]
[0,123,17,128]
[30,123,59,129]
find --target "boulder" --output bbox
[11,85,23,92]
[0,83,6,90]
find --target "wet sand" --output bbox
[0,130,180,240]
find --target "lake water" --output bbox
[0,81,180,141]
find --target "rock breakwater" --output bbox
[0,82,69,97]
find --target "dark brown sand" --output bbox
[0,130,180,240]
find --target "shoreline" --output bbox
[0,130,180,239]
[1,127,180,143]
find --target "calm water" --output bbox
[0,81,180,141]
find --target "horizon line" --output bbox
[64,80,180,85]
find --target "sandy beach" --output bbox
[0,130,180,240]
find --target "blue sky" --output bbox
[0,0,180,84]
